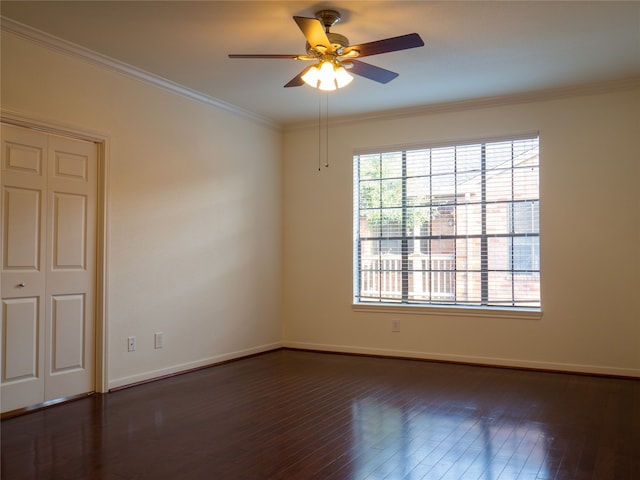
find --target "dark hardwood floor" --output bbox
[1,349,638,480]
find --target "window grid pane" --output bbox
[354,136,540,309]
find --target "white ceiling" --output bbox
[2,1,639,126]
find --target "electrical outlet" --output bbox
[154,332,164,349]
[391,319,400,332]
[128,336,136,352]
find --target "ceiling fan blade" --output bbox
[284,65,314,88]
[229,54,301,59]
[345,33,424,58]
[346,60,399,84]
[293,16,330,49]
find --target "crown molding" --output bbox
[286,76,640,131]
[0,16,280,131]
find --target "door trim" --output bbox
[1,108,110,393]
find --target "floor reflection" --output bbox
[351,397,549,479]
[3,395,106,480]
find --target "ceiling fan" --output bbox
[228,9,424,91]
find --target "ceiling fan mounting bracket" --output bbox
[315,10,341,29]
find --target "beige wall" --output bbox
[1,32,283,389]
[283,88,640,376]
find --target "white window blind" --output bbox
[353,135,540,309]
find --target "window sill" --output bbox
[352,303,543,320]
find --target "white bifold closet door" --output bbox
[1,123,97,413]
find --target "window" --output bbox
[354,135,540,309]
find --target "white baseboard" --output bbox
[108,342,283,390]
[283,341,640,378]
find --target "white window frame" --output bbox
[353,134,542,317]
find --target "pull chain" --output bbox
[317,91,330,171]
[325,92,329,168]
[318,89,322,171]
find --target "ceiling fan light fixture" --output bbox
[302,60,353,91]
[334,65,353,88]
[301,63,322,88]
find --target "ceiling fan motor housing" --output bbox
[304,10,349,57]
[306,32,350,57]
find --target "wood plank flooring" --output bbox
[1,349,638,479]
